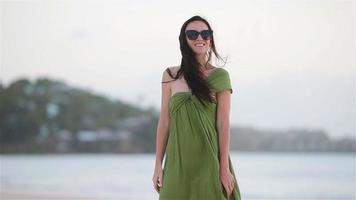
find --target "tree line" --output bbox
[0,78,354,153]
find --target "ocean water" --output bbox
[0,152,355,200]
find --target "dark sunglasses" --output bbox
[185,30,213,40]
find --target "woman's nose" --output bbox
[196,34,204,41]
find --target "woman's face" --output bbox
[185,20,212,56]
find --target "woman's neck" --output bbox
[196,54,210,70]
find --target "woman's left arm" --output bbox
[216,90,235,198]
[216,90,232,170]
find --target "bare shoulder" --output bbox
[162,65,180,83]
[167,65,181,76]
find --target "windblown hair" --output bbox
[164,15,226,107]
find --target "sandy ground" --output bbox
[1,191,111,200]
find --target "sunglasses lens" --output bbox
[201,30,212,40]
[186,30,199,40]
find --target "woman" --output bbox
[152,15,241,200]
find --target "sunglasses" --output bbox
[185,30,213,40]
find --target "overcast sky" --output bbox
[1,0,355,139]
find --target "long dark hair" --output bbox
[167,15,226,107]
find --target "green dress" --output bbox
[159,67,242,200]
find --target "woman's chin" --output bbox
[192,49,208,55]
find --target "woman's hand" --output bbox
[220,167,236,198]
[152,166,163,193]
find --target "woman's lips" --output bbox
[194,43,205,47]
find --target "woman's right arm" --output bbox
[152,68,172,193]
[155,69,172,168]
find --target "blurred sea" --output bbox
[0,152,355,200]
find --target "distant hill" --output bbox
[0,78,355,153]
[230,126,355,152]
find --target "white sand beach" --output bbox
[1,190,110,200]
